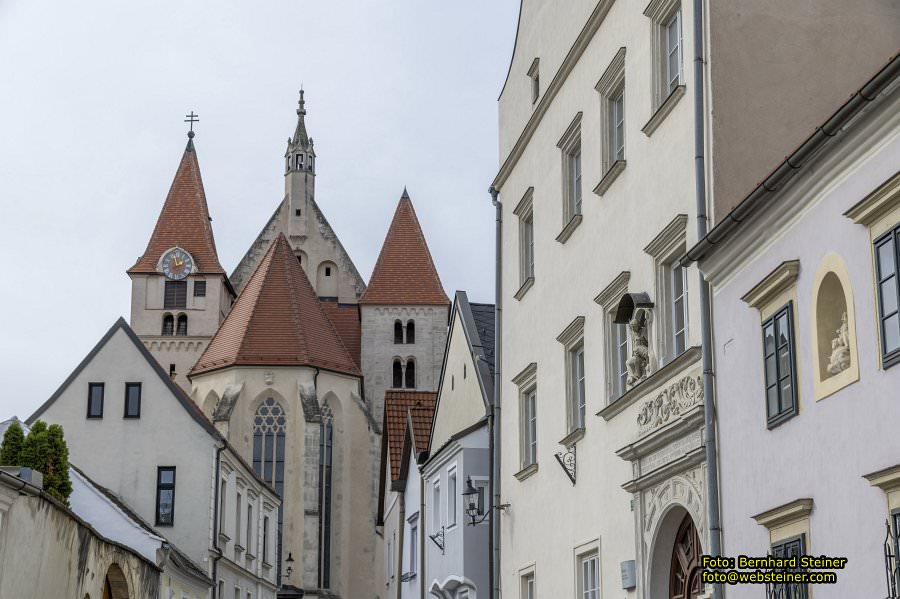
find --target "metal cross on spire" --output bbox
[184,111,199,139]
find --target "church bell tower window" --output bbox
[162,314,174,336]
[176,314,188,336]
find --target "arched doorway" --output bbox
[669,514,703,599]
[101,564,129,599]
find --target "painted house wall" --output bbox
[705,95,900,597]
[400,452,423,599]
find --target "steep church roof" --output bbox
[128,137,226,275]
[359,190,450,306]
[192,233,360,376]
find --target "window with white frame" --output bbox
[595,47,626,183]
[578,551,600,599]
[613,321,629,398]
[521,571,535,599]
[447,468,458,527]
[408,518,418,575]
[611,88,625,161]
[645,215,689,364]
[433,480,441,531]
[515,188,536,288]
[558,114,583,227]
[645,0,684,109]
[512,363,538,478]
[557,316,586,434]
[671,262,689,355]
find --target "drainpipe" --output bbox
[212,443,225,598]
[489,186,502,599]
[420,464,426,599]
[396,493,405,599]
[692,0,723,596]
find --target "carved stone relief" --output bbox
[626,308,651,389]
[827,311,851,375]
[636,374,703,434]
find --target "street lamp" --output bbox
[461,476,488,526]
[282,552,294,579]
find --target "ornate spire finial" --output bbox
[297,88,306,117]
[184,111,199,150]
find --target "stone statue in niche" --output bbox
[627,308,650,389]
[827,311,851,375]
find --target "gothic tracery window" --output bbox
[318,405,334,589]
[253,398,286,497]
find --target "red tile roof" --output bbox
[384,390,436,482]
[319,300,361,368]
[128,140,226,275]
[408,405,435,457]
[191,234,360,376]
[359,192,450,306]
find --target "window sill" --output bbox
[767,408,798,430]
[514,462,539,481]
[642,85,686,137]
[514,277,535,301]
[883,350,900,370]
[559,427,585,448]
[593,160,626,197]
[234,543,245,553]
[261,561,273,571]
[218,532,231,546]
[555,214,583,244]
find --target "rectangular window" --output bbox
[235,492,242,546]
[611,88,625,162]
[876,227,900,366]
[246,504,253,555]
[521,572,535,599]
[193,280,206,297]
[522,212,535,281]
[234,588,240,599]
[448,469,457,527]
[522,389,537,467]
[164,280,187,309]
[262,515,270,563]
[672,263,689,355]
[156,467,176,526]
[219,480,227,537]
[433,481,441,531]
[579,552,600,599]
[665,8,682,95]
[409,522,418,574]
[124,382,141,418]
[770,535,808,599]
[615,322,629,397]
[763,304,798,427]
[571,345,586,429]
[476,483,487,515]
[87,382,104,418]
[568,147,583,217]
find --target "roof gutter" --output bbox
[685,52,900,265]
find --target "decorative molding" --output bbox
[639,467,706,534]
[595,47,627,93]
[593,160,626,197]
[643,0,681,19]
[741,260,801,311]
[598,346,701,421]
[527,57,540,78]
[557,112,584,149]
[556,316,586,346]
[864,463,900,492]
[511,362,538,388]
[558,427,585,448]
[642,85,686,137]
[555,444,577,485]
[594,271,631,309]
[636,374,704,434]
[752,498,814,530]
[644,214,689,258]
[513,186,535,217]
[844,169,900,227]
[514,277,535,301]
[555,214,583,244]
[514,462,539,482]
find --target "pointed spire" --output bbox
[128,138,226,275]
[359,190,450,306]
[291,89,310,148]
[401,186,409,199]
[192,234,360,376]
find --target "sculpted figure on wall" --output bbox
[627,308,650,389]
[827,311,851,375]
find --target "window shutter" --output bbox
[164,281,187,309]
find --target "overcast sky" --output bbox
[0,0,519,420]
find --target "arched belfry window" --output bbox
[318,405,334,589]
[394,320,404,344]
[405,359,416,389]
[406,320,416,344]
[176,314,188,336]
[162,314,174,336]
[392,359,403,388]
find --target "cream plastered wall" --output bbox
[35,326,218,569]
[496,0,704,597]
[430,311,487,453]
[191,365,377,599]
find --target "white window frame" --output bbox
[432,480,441,532]
[594,271,631,403]
[595,47,627,183]
[644,215,689,364]
[671,262,689,355]
[577,549,600,599]
[557,114,583,225]
[447,467,458,528]
[645,0,684,109]
[665,8,683,96]
[521,570,536,599]
[557,316,587,434]
[512,363,538,479]
[409,519,418,574]
[515,187,536,289]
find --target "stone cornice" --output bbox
[594,271,631,309]
[752,498,814,530]
[616,403,703,462]
[621,446,705,494]
[557,111,583,149]
[864,463,900,492]
[644,214,689,259]
[556,214,583,244]
[556,316,586,346]
[595,46,626,94]
[741,260,800,311]
[511,362,538,387]
[513,186,535,217]
[844,169,900,226]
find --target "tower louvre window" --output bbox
[405,359,416,389]
[164,280,187,309]
[406,320,415,344]
[162,314,174,336]
[176,314,188,336]
[296,154,303,169]
[392,359,403,388]
[394,321,404,344]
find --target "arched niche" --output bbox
[201,389,220,418]
[316,260,338,298]
[810,253,859,400]
[103,564,130,599]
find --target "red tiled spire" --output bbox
[359,190,450,306]
[128,139,226,275]
[191,234,360,376]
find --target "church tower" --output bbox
[127,131,235,391]
[230,91,366,303]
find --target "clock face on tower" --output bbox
[161,248,194,280]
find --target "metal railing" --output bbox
[885,519,900,598]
